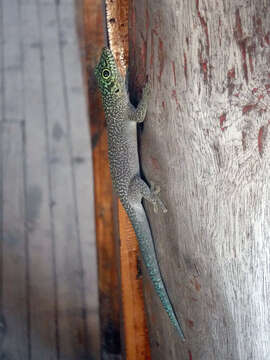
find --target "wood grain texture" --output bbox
[2,0,23,121]
[38,2,88,358]
[57,2,100,357]
[83,1,122,359]
[1,0,99,358]
[105,0,129,72]
[0,1,3,122]
[130,0,270,359]
[21,2,57,358]
[118,205,151,360]
[105,0,151,359]
[1,121,29,359]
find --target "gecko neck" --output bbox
[102,92,129,121]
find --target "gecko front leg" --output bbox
[129,82,151,123]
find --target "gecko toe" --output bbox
[150,181,160,195]
[143,81,151,98]
[158,199,167,213]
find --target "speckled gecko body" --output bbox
[95,47,185,340]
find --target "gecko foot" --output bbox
[149,181,167,214]
[142,81,151,99]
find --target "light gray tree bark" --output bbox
[129,0,270,359]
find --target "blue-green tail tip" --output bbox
[176,323,186,341]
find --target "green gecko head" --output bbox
[95,47,125,100]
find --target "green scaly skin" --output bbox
[95,47,185,340]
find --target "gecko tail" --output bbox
[126,203,186,341]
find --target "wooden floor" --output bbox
[0,0,100,359]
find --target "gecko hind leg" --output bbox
[128,175,167,213]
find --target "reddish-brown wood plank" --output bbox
[105,1,151,358]
[83,0,151,358]
[118,205,151,360]
[82,1,122,358]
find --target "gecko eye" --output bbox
[102,69,111,79]
[115,88,120,93]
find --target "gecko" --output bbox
[95,47,185,340]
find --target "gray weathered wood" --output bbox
[57,2,100,358]
[2,0,23,121]
[37,1,89,358]
[21,2,58,359]
[1,121,29,359]
[130,0,270,359]
[1,0,99,358]
[0,0,3,122]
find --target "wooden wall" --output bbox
[0,0,99,358]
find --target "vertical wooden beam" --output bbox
[105,1,151,359]
[82,1,122,358]
[118,205,151,360]
[83,0,151,358]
